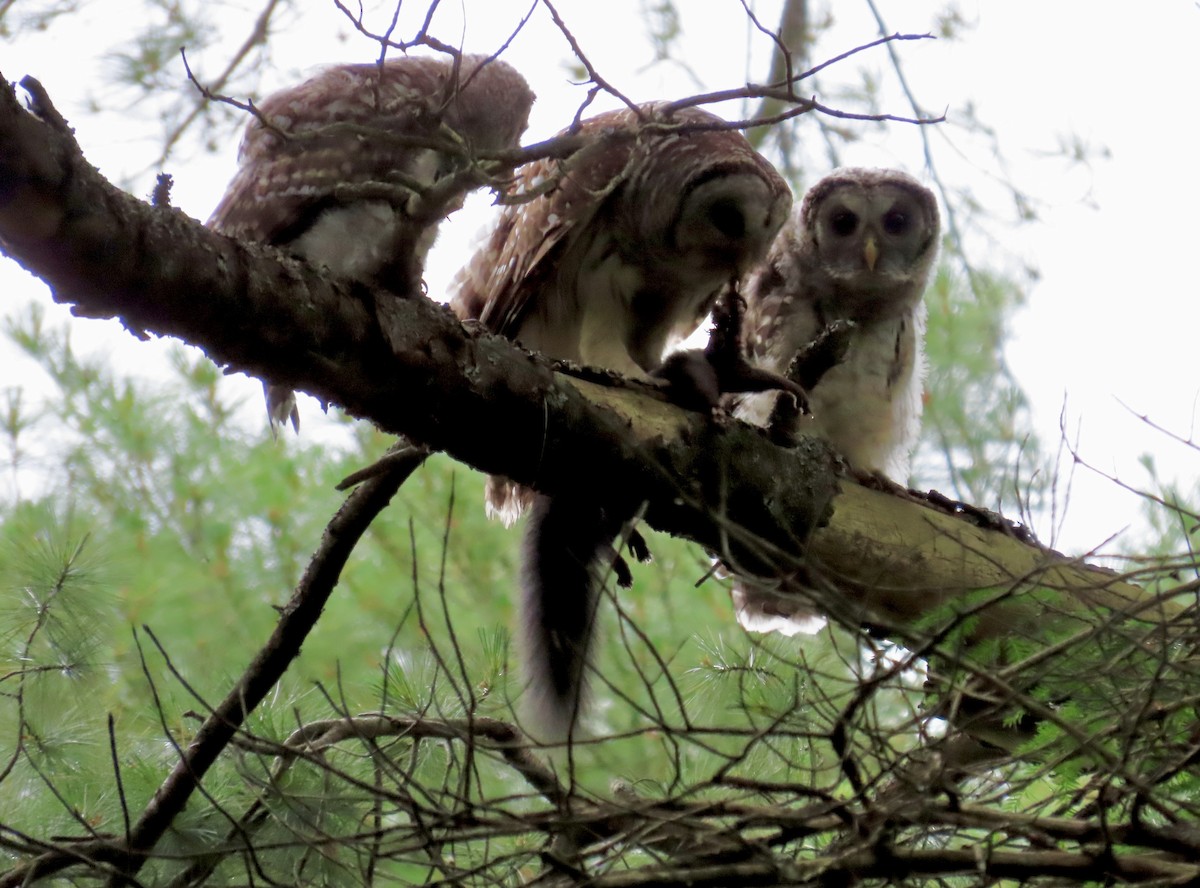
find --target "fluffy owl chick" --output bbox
[208,53,534,433]
[734,167,940,636]
[451,104,791,737]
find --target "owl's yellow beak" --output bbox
[863,235,879,271]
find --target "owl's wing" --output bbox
[207,146,353,245]
[450,116,636,338]
[734,221,821,428]
[880,298,927,479]
[209,56,534,245]
[450,164,588,337]
[740,218,821,370]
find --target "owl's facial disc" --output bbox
[673,171,788,274]
[818,190,930,283]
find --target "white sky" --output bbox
[2,0,1199,556]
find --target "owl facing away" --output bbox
[734,167,940,635]
[208,53,534,433]
[452,103,793,523]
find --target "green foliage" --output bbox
[1131,453,1200,560]
[0,0,82,39]
[0,505,122,851]
[1,308,903,881]
[921,264,1047,510]
[4,3,1193,881]
[639,0,684,63]
[104,1,218,93]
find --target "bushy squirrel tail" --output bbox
[519,493,624,741]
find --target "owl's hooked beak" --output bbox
[862,235,879,272]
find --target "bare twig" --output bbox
[151,0,285,170]
[541,0,641,115]
[743,0,804,149]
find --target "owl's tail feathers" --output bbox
[263,383,300,437]
[485,476,536,527]
[519,493,626,743]
[730,580,826,637]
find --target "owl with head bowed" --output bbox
[453,102,793,523]
[734,167,940,636]
[451,103,792,738]
[208,53,534,433]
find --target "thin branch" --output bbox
[105,715,131,847]
[150,0,285,170]
[743,0,803,149]
[0,462,415,888]
[540,0,641,115]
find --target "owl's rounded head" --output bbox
[613,105,792,284]
[801,167,939,317]
[672,169,792,277]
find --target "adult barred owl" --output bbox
[453,103,792,522]
[208,53,534,432]
[451,103,792,737]
[734,167,940,636]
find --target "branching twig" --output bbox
[150,0,286,170]
[541,0,641,116]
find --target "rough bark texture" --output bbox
[0,73,1157,704]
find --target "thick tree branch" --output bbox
[0,73,1161,718]
[0,69,839,575]
[3,71,1197,887]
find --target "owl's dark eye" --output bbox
[882,209,909,235]
[830,210,858,236]
[706,197,747,240]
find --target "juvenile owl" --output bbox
[208,53,534,433]
[734,167,940,635]
[451,104,792,736]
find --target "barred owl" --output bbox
[451,104,792,737]
[453,103,792,522]
[208,53,534,432]
[733,167,940,636]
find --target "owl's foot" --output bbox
[626,527,652,563]
[711,288,808,403]
[654,285,806,414]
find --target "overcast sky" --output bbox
[3,1,1199,556]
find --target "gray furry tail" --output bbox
[519,493,622,741]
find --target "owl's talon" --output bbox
[626,529,652,564]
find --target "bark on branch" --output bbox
[0,72,1160,732]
